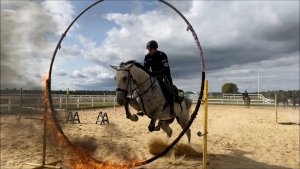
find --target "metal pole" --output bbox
[26,103,61,168]
[202,80,208,169]
[258,72,260,99]
[42,103,47,166]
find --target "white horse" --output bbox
[111,60,192,142]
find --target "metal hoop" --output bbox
[45,0,206,167]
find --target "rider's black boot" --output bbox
[170,107,175,116]
[137,111,145,116]
[169,100,175,116]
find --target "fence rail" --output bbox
[0,94,116,113]
[222,93,274,104]
[1,93,277,113]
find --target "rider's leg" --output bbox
[168,90,175,116]
[158,78,175,116]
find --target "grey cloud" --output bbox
[60,46,82,58]
[207,54,299,92]
[74,77,115,90]
[71,72,87,79]
[55,71,67,76]
[1,1,59,89]
[169,55,201,80]
[0,65,40,89]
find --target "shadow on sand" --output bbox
[136,148,293,169]
[278,122,300,125]
[206,149,293,169]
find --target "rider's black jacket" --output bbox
[144,50,173,85]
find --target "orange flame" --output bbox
[42,75,145,169]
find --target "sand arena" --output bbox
[0,105,299,169]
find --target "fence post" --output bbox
[37,95,40,110]
[92,97,94,107]
[59,96,62,109]
[18,88,22,119]
[8,97,11,112]
[103,93,106,105]
[65,88,69,120]
[113,97,116,110]
[77,98,80,108]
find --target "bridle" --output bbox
[115,65,156,99]
[115,68,132,95]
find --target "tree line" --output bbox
[221,83,299,99]
[1,86,299,99]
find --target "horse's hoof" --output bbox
[126,114,138,121]
[154,125,161,131]
[131,114,139,122]
[148,125,155,132]
[137,111,145,116]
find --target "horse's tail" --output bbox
[184,97,193,111]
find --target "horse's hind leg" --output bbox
[159,121,173,138]
[176,117,191,143]
[186,128,191,143]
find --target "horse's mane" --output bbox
[120,60,152,75]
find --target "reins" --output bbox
[116,65,157,100]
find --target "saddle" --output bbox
[173,85,185,104]
[128,82,185,117]
[159,83,185,112]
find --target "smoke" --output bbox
[71,136,99,154]
[147,136,202,157]
[0,1,73,89]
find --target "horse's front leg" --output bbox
[124,98,139,122]
[148,119,158,132]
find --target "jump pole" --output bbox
[202,80,208,169]
[275,94,278,123]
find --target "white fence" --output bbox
[222,93,274,104]
[188,93,275,105]
[0,94,116,113]
[1,93,276,113]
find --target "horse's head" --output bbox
[111,60,152,105]
[110,62,134,105]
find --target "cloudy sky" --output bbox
[1,0,299,93]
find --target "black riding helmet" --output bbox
[146,40,158,49]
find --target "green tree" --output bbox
[222,83,239,93]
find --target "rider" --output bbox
[144,40,175,116]
[243,90,249,97]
